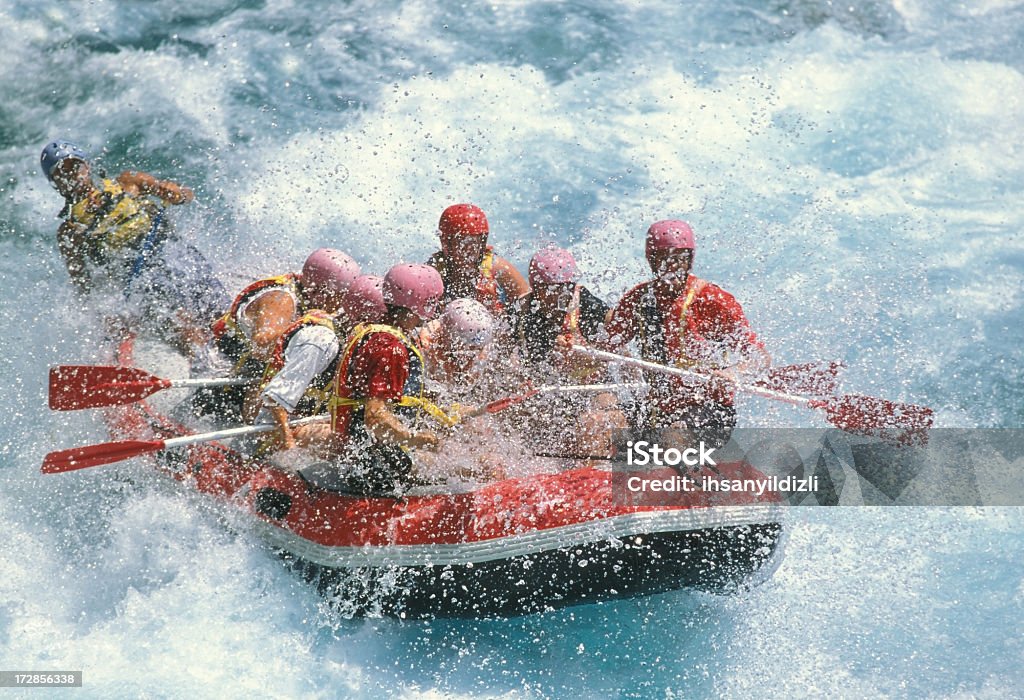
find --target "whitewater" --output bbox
[1,0,1022,697]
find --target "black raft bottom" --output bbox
[277,522,784,618]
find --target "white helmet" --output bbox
[440,298,495,348]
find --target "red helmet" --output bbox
[439,203,489,243]
[302,248,361,312]
[644,220,695,265]
[382,263,445,321]
[339,274,386,324]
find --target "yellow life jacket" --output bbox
[68,179,162,255]
[431,247,506,314]
[560,284,582,338]
[557,285,606,382]
[329,323,460,438]
[257,310,339,416]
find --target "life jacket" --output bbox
[258,310,340,417]
[211,273,302,367]
[67,179,164,261]
[636,276,740,409]
[431,246,507,314]
[557,285,606,382]
[637,276,708,369]
[328,323,458,442]
[516,285,604,383]
[560,285,583,340]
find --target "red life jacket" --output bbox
[210,273,302,367]
[211,273,302,343]
[328,323,455,442]
[633,275,758,407]
[635,276,709,369]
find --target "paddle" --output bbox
[41,415,329,474]
[44,378,645,472]
[572,346,933,445]
[468,382,647,417]
[49,365,253,411]
[754,360,844,397]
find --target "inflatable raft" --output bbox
[97,336,785,618]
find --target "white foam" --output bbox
[4,1,1024,695]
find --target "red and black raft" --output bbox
[102,336,785,618]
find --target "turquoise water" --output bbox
[1,0,1022,697]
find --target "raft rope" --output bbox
[124,209,164,299]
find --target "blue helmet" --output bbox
[40,140,89,181]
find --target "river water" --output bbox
[0,0,1021,697]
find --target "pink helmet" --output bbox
[528,246,579,286]
[339,274,386,324]
[645,220,696,264]
[440,298,495,348]
[382,263,445,320]
[302,248,361,312]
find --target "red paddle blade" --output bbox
[49,365,171,410]
[483,389,540,415]
[41,439,167,473]
[816,394,934,446]
[755,361,845,397]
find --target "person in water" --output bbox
[426,203,530,320]
[603,220,770,449]
[41,139,228,352]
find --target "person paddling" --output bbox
[318,264,452,496]
[197,248,360,420]
[603,220,770,448]
[426,204,530,318]
[512,246,623,456]
[248,273,388,450]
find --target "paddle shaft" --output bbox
[161,414,328,448]
[472,382,646,417]
[164,377,251,389]
[533,382,646,395]
[571,346,813,406]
